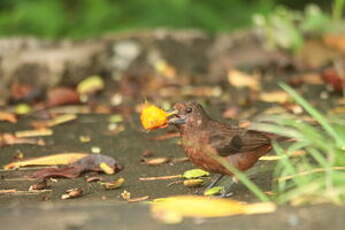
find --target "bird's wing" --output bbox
[209,126,271,157]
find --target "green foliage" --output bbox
[253,3,345,53]
[0,0,274,39]
[251,84,345,205]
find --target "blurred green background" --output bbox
[0,0,333,39]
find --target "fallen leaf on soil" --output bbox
[140,103,171,130]
[61,188,83,200]
[139,175,182,181]
[0,133,45,148]
[77,75,104,95]
[31,114,77,129]
[203,186,224,196]
[30,154,122,179]
[183,179,204,187]
[10,83,43,103]
[100,178,125,190]
[183,169,210,179]
[46,87,80,107]
[86,176,104,183]
[99,162,114,174]
[15,129,53,138]
[227,69,261,90]
[322,68,345,91]
[0,112,17,123]
[143,157,170,166]
[259,91,290,103]
[29,180,49,191]
[0,189,52,195]
[4,153,88,169]
[126,196,150,203]
[151,196,276,223]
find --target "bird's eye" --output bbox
[185,107,192,113]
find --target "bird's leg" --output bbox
[219,180,235,198]
[206,174,224,190]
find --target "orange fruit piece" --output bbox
[140,104,170,130]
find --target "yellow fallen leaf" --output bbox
[77,75,104,95]
[4,153,88,169]
[228,69,261,90]
[259,91,290,103]
[100,178,125,190]
[151,196,275,223]
[99,162,114,174]
[140,103,170,130]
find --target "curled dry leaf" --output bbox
[100,178,125,190]
[227,69,261,91]
[61,188,83,200]
[86,176,103,183]
[0,112,17,123]
[77,75,104,95]
[183,179,204,187]
[140,103,171,130]
[151,195,276,223]
[143,157,170,166]
[259,91,290,103]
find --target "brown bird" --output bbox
[168,102,272,196]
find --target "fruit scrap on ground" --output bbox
[140,103,173,130]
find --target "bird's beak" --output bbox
[166,109,186,125]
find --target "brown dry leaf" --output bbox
[4,153,88,169]
[46,87,80,107]
[227,69,261,90]
[29,180,49,191]
[143,157,170,166]
[259,91,290,103]
[100,178,125,190]
[15,129,53,138]
[0,112,17,123]
[151,196,276,223]
[322,68,345,91]
[61,188,83,200]
[31,114,77,129]
[127,196,150,203]
[0,133,45,147]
